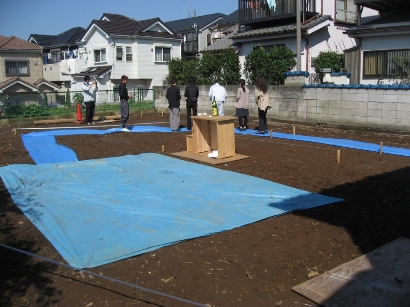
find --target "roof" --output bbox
[29,34,55,46]
[165,13,226,32]
[202,24,239,53]
[355,0,405,12]
[30,27,86,48]
[345,11,410,35]
[232,15,332,39]
[74,66,112,78]
[0,35,42,51]
[89,13,176,38]
[0,77,57,92]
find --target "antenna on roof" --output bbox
[188,0,191,18]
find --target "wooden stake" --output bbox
[379,142,383,154]
[140,110,143,118]
[293,126,296,135]
[161,144,165,152]
[162,108,164,117]
[269,130,273,138]
[336,150,341,164]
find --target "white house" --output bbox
[232,0,378,83]
[68,13,182,96]
[345,0,410,85]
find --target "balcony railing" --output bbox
[239,0,317,25]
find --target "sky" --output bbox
[0,0,237,40]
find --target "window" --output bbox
[94,49,106,63]
[116,47,123,61]
[155,47,171,62]
[363,49,410,79]
[126,47,132,62]
[5,60,29,76]
[336,0,357,24]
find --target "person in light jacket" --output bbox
[254,76,271,134]
[82,75,98,125]
[208,79,227,116]
[236,79,250,131]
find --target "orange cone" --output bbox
[74,103,83,124]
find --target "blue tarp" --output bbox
[22,125,410,165]
[0,153,343,269]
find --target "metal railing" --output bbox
[0,89,155,119]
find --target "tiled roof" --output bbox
[0,35,42,50]
[165,13,226,32]
[232,15,332,39]
[0,77,39,92]
[30,27,86,48]
[34,78,61,89]
[74,65,112,77]
[202,24,239,53]
[29,34,55,45]
[91,14,176,38]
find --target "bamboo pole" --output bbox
[379,142,383,154]
[293,126,296,135]
[336,150,341,164]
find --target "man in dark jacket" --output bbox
[119,75,133,132]
[166,79,181,131]
[184,77,199,130]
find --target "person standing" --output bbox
[82,75,98,125]
[236,79,250,131]
[119,75,133,132]
[184,77,199,130]
[254,76,271,134]
[166,79,181,131]
[208,79,227,116]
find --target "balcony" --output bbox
[43,59,88,82]
[239,0,317,26]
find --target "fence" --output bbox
[0,89,155,119]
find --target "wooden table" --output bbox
[186,115,236,159]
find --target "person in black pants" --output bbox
[119,75,133,132]
[184,77,199,130]
[82,75,98,125]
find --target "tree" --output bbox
[219,48,241,85]
[314,51,344,74]
[244,46,296,85]
[197,52,220,85]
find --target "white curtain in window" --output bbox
[155,47,162,61]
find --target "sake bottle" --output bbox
[212,97,218,116]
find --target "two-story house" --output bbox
[62,14,182,100]
[165,13,232,59]
[344,0,410,85]
[231,0,378,83]
[0,35,60,95]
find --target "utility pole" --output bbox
[296,0,301,71]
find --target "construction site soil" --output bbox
[1,113,409,307]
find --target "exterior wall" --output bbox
[154,85,410,132]
[360,34,410,85]
[0,52,43,84]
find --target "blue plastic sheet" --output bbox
[0,154,343,269]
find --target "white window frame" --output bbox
[126,46,133,62]
[116,46,123,62]
[154,44,172,62]
[5,59,29,76]
[94,48,106,63]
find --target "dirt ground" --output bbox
[1,113,410,307]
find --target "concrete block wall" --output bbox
[154,85,410,132]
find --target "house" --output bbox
[68,13,182,99]
[29,27,86,87]
[0,35,60,94]
[166,12,238,59]
[344,0,410,85]
[231,0,378,83]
